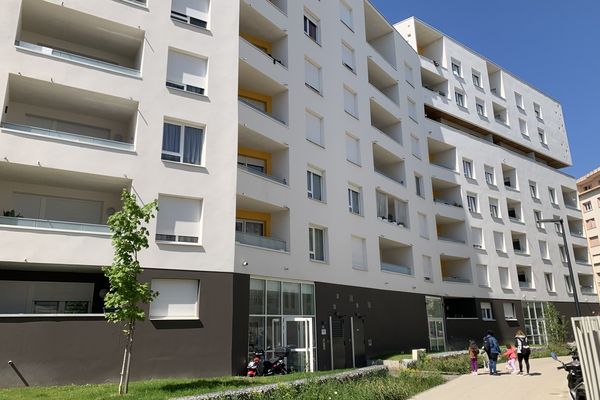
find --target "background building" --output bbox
[576,167,600,302]
[0,0,597,387]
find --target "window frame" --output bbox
[303,12,320,44]
[348,186,362,215]
[308,225,327,262]
[481,301,494,321]
[307,169,324,201]
[161,121,205,166]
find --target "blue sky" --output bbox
[370,0,599,178]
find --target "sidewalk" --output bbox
[410,357,570,400]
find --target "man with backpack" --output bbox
[483,330,501,375]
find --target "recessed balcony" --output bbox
[436,215,466,244]
[370,100,403,145]
[511,231,529,255]
[502,163,518,191]
[368,58,399,107]
[517,265,534,289]
[17,0,143,77]
[364,2,397,69]
[413,20,444,68]
[421,68,448,98]
[373,143,405,186]
[240,0,288,68]
[428,137,457,171]
[441,255,471,284]
[578,274,596,295]
[573,244,590,265]
[568,216,585,238]
[235,197,289,252]
[562,186,579,209]
[379,237,413,275]
[432,177,462,208]
[1,75,137,152]
[375,190,409,228]
[239,61,288,126]
[506,198,523,223]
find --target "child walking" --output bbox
[503,344,517,374]
[468,340,479,375]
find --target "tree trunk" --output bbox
[118,322,135,395]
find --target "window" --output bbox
[539,240,549,259]
[484,165,495,185]
[481,301,493,320]
[476,99,485,116]
[345,133,360,165]
[477,265,490,287]
[545,273,555,292]
[489,197,500,218]
[451,60,462,77]
[515,92,524,109]
[555,217,564,234]
[559,245,568,262]
[305,110,323,145]
[309,225,326,261]
[348,185,361,215]
[162,122,204,165]
[411,135,421,158]
[236,219,265,236]
[343,86,358,117]
[519,118,528,136]
[304,58,321,93]
[534,210,543,229]
[171,0,210,29]
[586,218,596,230]
[418,212,429,239]
[467,193,478,213]
[590,235,600,247]
[564,275,573,294]
[583,201,592,212]
[533,102,542,119]
[341,42,355,72]
[472,226,484,249]
[339,1,353,30]
[494,231,506,252]
[149,279,200,320]
[472,70,481,87]
[529,181,538,199]
[166,49,208,95]
[156,195,202,243]
[303,12,319,43]
[307,169,324,201]
[415,174,424,197]
[351,235,367,270]
[376,191,409,227]
[503,302,517,320]
[538,128,546,145]
[549,188,557,204]
[454,90,465,107]
[404,63,414,86]
[408,98,417,120]
[12,193,103,225]
[463,159,473,179]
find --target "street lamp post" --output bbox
[537,218,582,317]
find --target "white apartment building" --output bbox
[0,0,597,386]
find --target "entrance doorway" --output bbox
[426,296,446,351]
[329,316,366,369]
[284,317,314,372]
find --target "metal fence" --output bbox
[572,316,600,400]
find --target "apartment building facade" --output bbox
[0,0,598,387]
[577,167,600,302]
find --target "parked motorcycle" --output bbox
[551,351,586,400]
[246,347,290,377]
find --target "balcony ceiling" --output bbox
[368,59,396,89]
[8,75,137,122]
[364,2,393,42]
[0,162,130,193]
[370,99,399,127]
[21,0,143,57]
[372,143,402,164]
[379,236,410,249]
[414,20,443,48]
[427,137,455,153]
[435,215,463,224]
[239,2,286,42]
[440,254,469,261]
[236,194,287,213]
[431,177,459,189]
[238,125,287,152]
[239,62,287,95]
[0,261,103,273]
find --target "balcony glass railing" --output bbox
[580,286,596,295]
[1,122,134,152]
[238,165,287,185]
[433,198,463,208]
[381,262,411,275]
[240,37,287,68]
[438,236,466,244]
[15,41,140,77]
[575,258,591,265]
[442,276,471,284]
[0,215,110,234]
[235,231,287,251]
[238,99,287,125]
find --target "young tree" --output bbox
[103,189,158,395]
[544,303,567,348]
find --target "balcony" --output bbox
[493,102,508,126]
[428,137,457,172]
[432,178,462,208]
[502,163,518,191]
[436,215,466,244]
[441,255,471,284]
[376,190,409,228]
[511,231,529,255]
[421,68,448,99]
[562,186,579,209]
[370,99,403,145]
[413,20,444,69]
[578,274,596,295]
[237,126,289,187]
[379,237,413,275]
[573,244,591,265]
[240,0,287,32]
[517,265,534,289]
[17,0,143,77]
[487,63,505,99]
[2,74,137,152]
[373,143,405,186]
[368,58,400,108]
[506,198,523,223]
[236,196,289,252]
[239,59,288,126]
[568,216,585,238]
[364,2,397,69]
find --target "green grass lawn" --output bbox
[0,371,343,400]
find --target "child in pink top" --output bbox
[503,344,517,374]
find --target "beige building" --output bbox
[577,167,600,301]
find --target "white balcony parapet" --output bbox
[15,41,140,77]
[443,276,471,284]
[438,236,466,244]
[381,262,411,275]
[1,122,134,152]
[238,165,287,185]
[580,286,596,295]
[235,231,287,251]
[0,215,110,234]
[238,99,287,126]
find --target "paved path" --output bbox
[411,357,570,400]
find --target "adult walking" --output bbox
[483,330,501,375]
[515,330,531,375]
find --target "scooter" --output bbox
[246,350,264,377]
[262,347,289,376]
[551,351,586,400]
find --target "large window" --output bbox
[13,192,103,225]
[307,169,324,201]
[0,280,95,314]
[305,110,323,146]
[149,279,200,320]
[156,195,202,244]
[309,225,326,261]
[345,133,360,165]
[522,302,547,345]
[341,42,355,72]
[351,235,367,270]
[480,302,493,320]
[161,122,204,165]
[303,12,319,43]
[166,49,208,95]
[171,0,210,29]
[339,0,353,29]
[348,185,361,215]
[304,58,322,93]
[343,86,358,117]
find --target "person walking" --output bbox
[515,330,531,375]
[483,330,501,375]
[468,340,479,375]
[503,344,517,374]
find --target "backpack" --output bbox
[483,336,491,354]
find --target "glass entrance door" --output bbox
[426,296,446,352]
[283,317,314,372]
